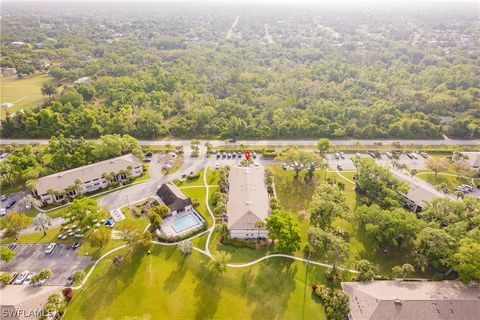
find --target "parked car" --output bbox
[14,271,29,285]
[355,153,361,158]
[411,153,419,160]
[252,152,257,159]
[228,138,236,143]
[385,152,393,159]
[215,163,220,170]
[334,153,340,159]
[368,152,376,158]
[5,200,16,209]
[144,152,153,157]
[72,242,81,249]
[227,153,231,159]
[45,243,56,254]
[222,152,226,158]
[0,208,6,217]
[66,275,74,286]
[282,163,288,170]
[0,195,6,201]
[339,152,345,159]
[6,243,16,250]
[337,164,343,171]
[420,152,429,158]
[460,184,474,192]
[237,152,242,158]
[216,153,220,159]
[25,202,31,210]
[232,153,236,158]
[406,153,413,159]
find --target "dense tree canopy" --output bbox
[1,3,479,139]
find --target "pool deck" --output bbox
[158,208,204,238]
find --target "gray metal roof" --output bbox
[227,166,270,230]
[341,281,480,320]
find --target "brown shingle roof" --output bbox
[156,183,192,212]
[341,281,480,320]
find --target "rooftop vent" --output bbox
[393,298,402,305]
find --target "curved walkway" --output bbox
[227,254,359,273]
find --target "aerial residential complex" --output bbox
[1,1,479,319]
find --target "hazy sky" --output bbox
[2,0,477,2]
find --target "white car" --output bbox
[0,208,6,217]
[215,163,220,170]
[45,243,56,254]
[14,271,29,284]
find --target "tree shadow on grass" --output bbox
[163,256,188,293]
[74,248,144,320]
[193,266,222,320]
[245,259,298,319]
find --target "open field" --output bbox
[64,246,329,320]
[416,171,478,190]
[0,74,51,116]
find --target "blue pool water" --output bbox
[172,215,199,233]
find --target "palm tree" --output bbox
[25,179,37,193]
[410,168,418,177]
[255,220,265,240]
[33,212,52,236]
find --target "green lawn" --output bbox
[64,246,328,320]
[173,169,206,187]
[416,172,474,190]
[1,227,62,244]
[162,154,183,175]
[267,165,324,214]
[181,186,217,227]
[0,74,51,116]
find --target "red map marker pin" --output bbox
[244,151,251,161]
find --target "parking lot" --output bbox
[2,244,91,286]
[0,190,31,214]
[325,152,429,171]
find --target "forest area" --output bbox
[1,2,479,140]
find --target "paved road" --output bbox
[2,137,479,146]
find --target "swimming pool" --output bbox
[172,214,200,233]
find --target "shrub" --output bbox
[187,172,200,180]
[223,238,256,249]
[62,288,74,302]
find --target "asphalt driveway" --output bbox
[2,244,91,286]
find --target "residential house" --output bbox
[341,280,480,320]
[227,165,270,239]
[34,154,143,204]
[74,76,90,84]
[0,67,17,75]
[156,183,192,215]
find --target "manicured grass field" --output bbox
[64,246,328,320]
[416,172,474,190]
[0,74,51,116]
[180,186,217,227]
